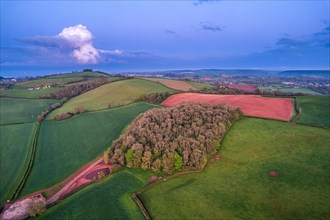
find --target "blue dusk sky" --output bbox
[1,0,329,76]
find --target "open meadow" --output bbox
[139,118,330,220]
[296,96,330,128]
[0,98,57,125]
[0,87,61,99]
[186,81,214,90]
[21,102,157,196]
[0,123,36,205]
[48,78,174,118]
[259,85,320,95]
[38,169,154,220]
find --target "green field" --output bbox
[46,71,109,79]
[259,85,320,95]
[296,96,330,128]
[0,123,36,205]
[187,81,214,90]
[140,118,330,220]
[11,72,109,90]
[39,169,154,220]
[0,87,60,99]
[48,79,174,118]
[12,78,83,89]
[21,102,157,196]
[0,98,57,125]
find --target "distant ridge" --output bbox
[279,70,330,75]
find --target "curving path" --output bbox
[46,157,103,205]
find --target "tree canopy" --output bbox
[106,102,242,174]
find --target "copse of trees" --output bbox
[105,102,242,174]
[41,78,110,99]
[136,92,172,104]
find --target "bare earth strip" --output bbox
[143,78,198,91]
[162,93,293,121]
[1,157,110,220]
[46,157,103,205]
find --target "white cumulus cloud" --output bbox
[58,24,100,64]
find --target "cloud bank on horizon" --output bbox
[0,1,329,76]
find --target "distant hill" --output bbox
[0,76,6,81]
[160,69,276,76]
[279,70,330,76]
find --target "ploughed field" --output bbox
[226,83,256,92]
[139,118,330,220]
[143,78,198,91]
[162,93,293,121]
[21,102,157,196]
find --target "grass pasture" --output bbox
[39,169,154,220]
[259,85,320,95]
[46,71,109,79]
[12,78,83,89]
[187,81,214,90]
[48,78,174,118]
[0,123,36,205]
[0,87,60,99]
[21,102,157,196]
[296,96,330,128]
[140,118,330,220]
[0,98,57,125]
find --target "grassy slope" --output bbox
[0,98,56,125]
[297,96,330,128]
[259,86,320,95]
[48,79,174,118]
[2,72,115,99]
[12,78,83,89]
[0,87,60,99]
[140,118,330,220]
[0,123,35,205]
[39,169,154,220]
[21,102,157,196]
[187,81,214,90]
[46,71,108,79]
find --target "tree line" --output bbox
[104,102,242,174]
[41,78,110,99]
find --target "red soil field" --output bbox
[162,93,293,121]
[226,84,256,92]
[144,78,198,91]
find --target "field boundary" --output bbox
[46,101,160,121]
[0,122,36,206]
[289,96,301,123]
[11,122,40,201]
[0,121,39,126]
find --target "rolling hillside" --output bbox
[48,78,175,119]
[21,102,157,196]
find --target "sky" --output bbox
[0,0,329,77]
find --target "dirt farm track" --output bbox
[162,93,293,121]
